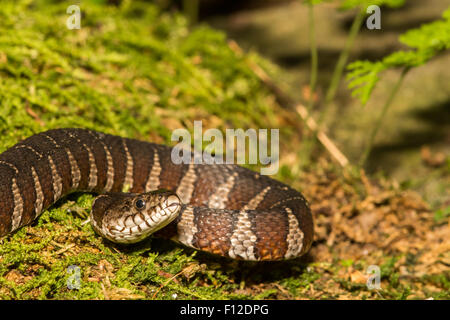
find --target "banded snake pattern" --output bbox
[0,128,313,261]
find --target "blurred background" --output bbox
[154,0,450,207]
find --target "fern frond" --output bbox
[346,6,450,105]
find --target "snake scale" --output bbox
[0,128,313,261]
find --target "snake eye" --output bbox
[135,199,146,209]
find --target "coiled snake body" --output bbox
[0,128,313,261]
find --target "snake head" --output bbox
[90,189,182,244]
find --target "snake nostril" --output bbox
[165,195,180,209]
[163,195,181,213]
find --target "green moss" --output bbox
[0,0,280,149]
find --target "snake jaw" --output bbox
[162,195,181,215]
[91,190,182,244]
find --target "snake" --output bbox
[0,128,313,261]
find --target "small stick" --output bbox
[152,270,184,299]
[295,104,349,167]
[51,243,75,256]
[25,104,45,127]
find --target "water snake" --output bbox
[0,128,313,261]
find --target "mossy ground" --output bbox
[0,0,448,300]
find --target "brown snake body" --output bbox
[0,128,313,261]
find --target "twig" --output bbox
[228,40,349,168]
[152,270,184,299]
[296,104,349,167]
[50,243,75,256]
[25,103,45,127]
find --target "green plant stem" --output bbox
[359,67,410,167]
[298,1,319,170]
[318,6,366,126]
[307,2,318,114]
[183,0,199,26]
